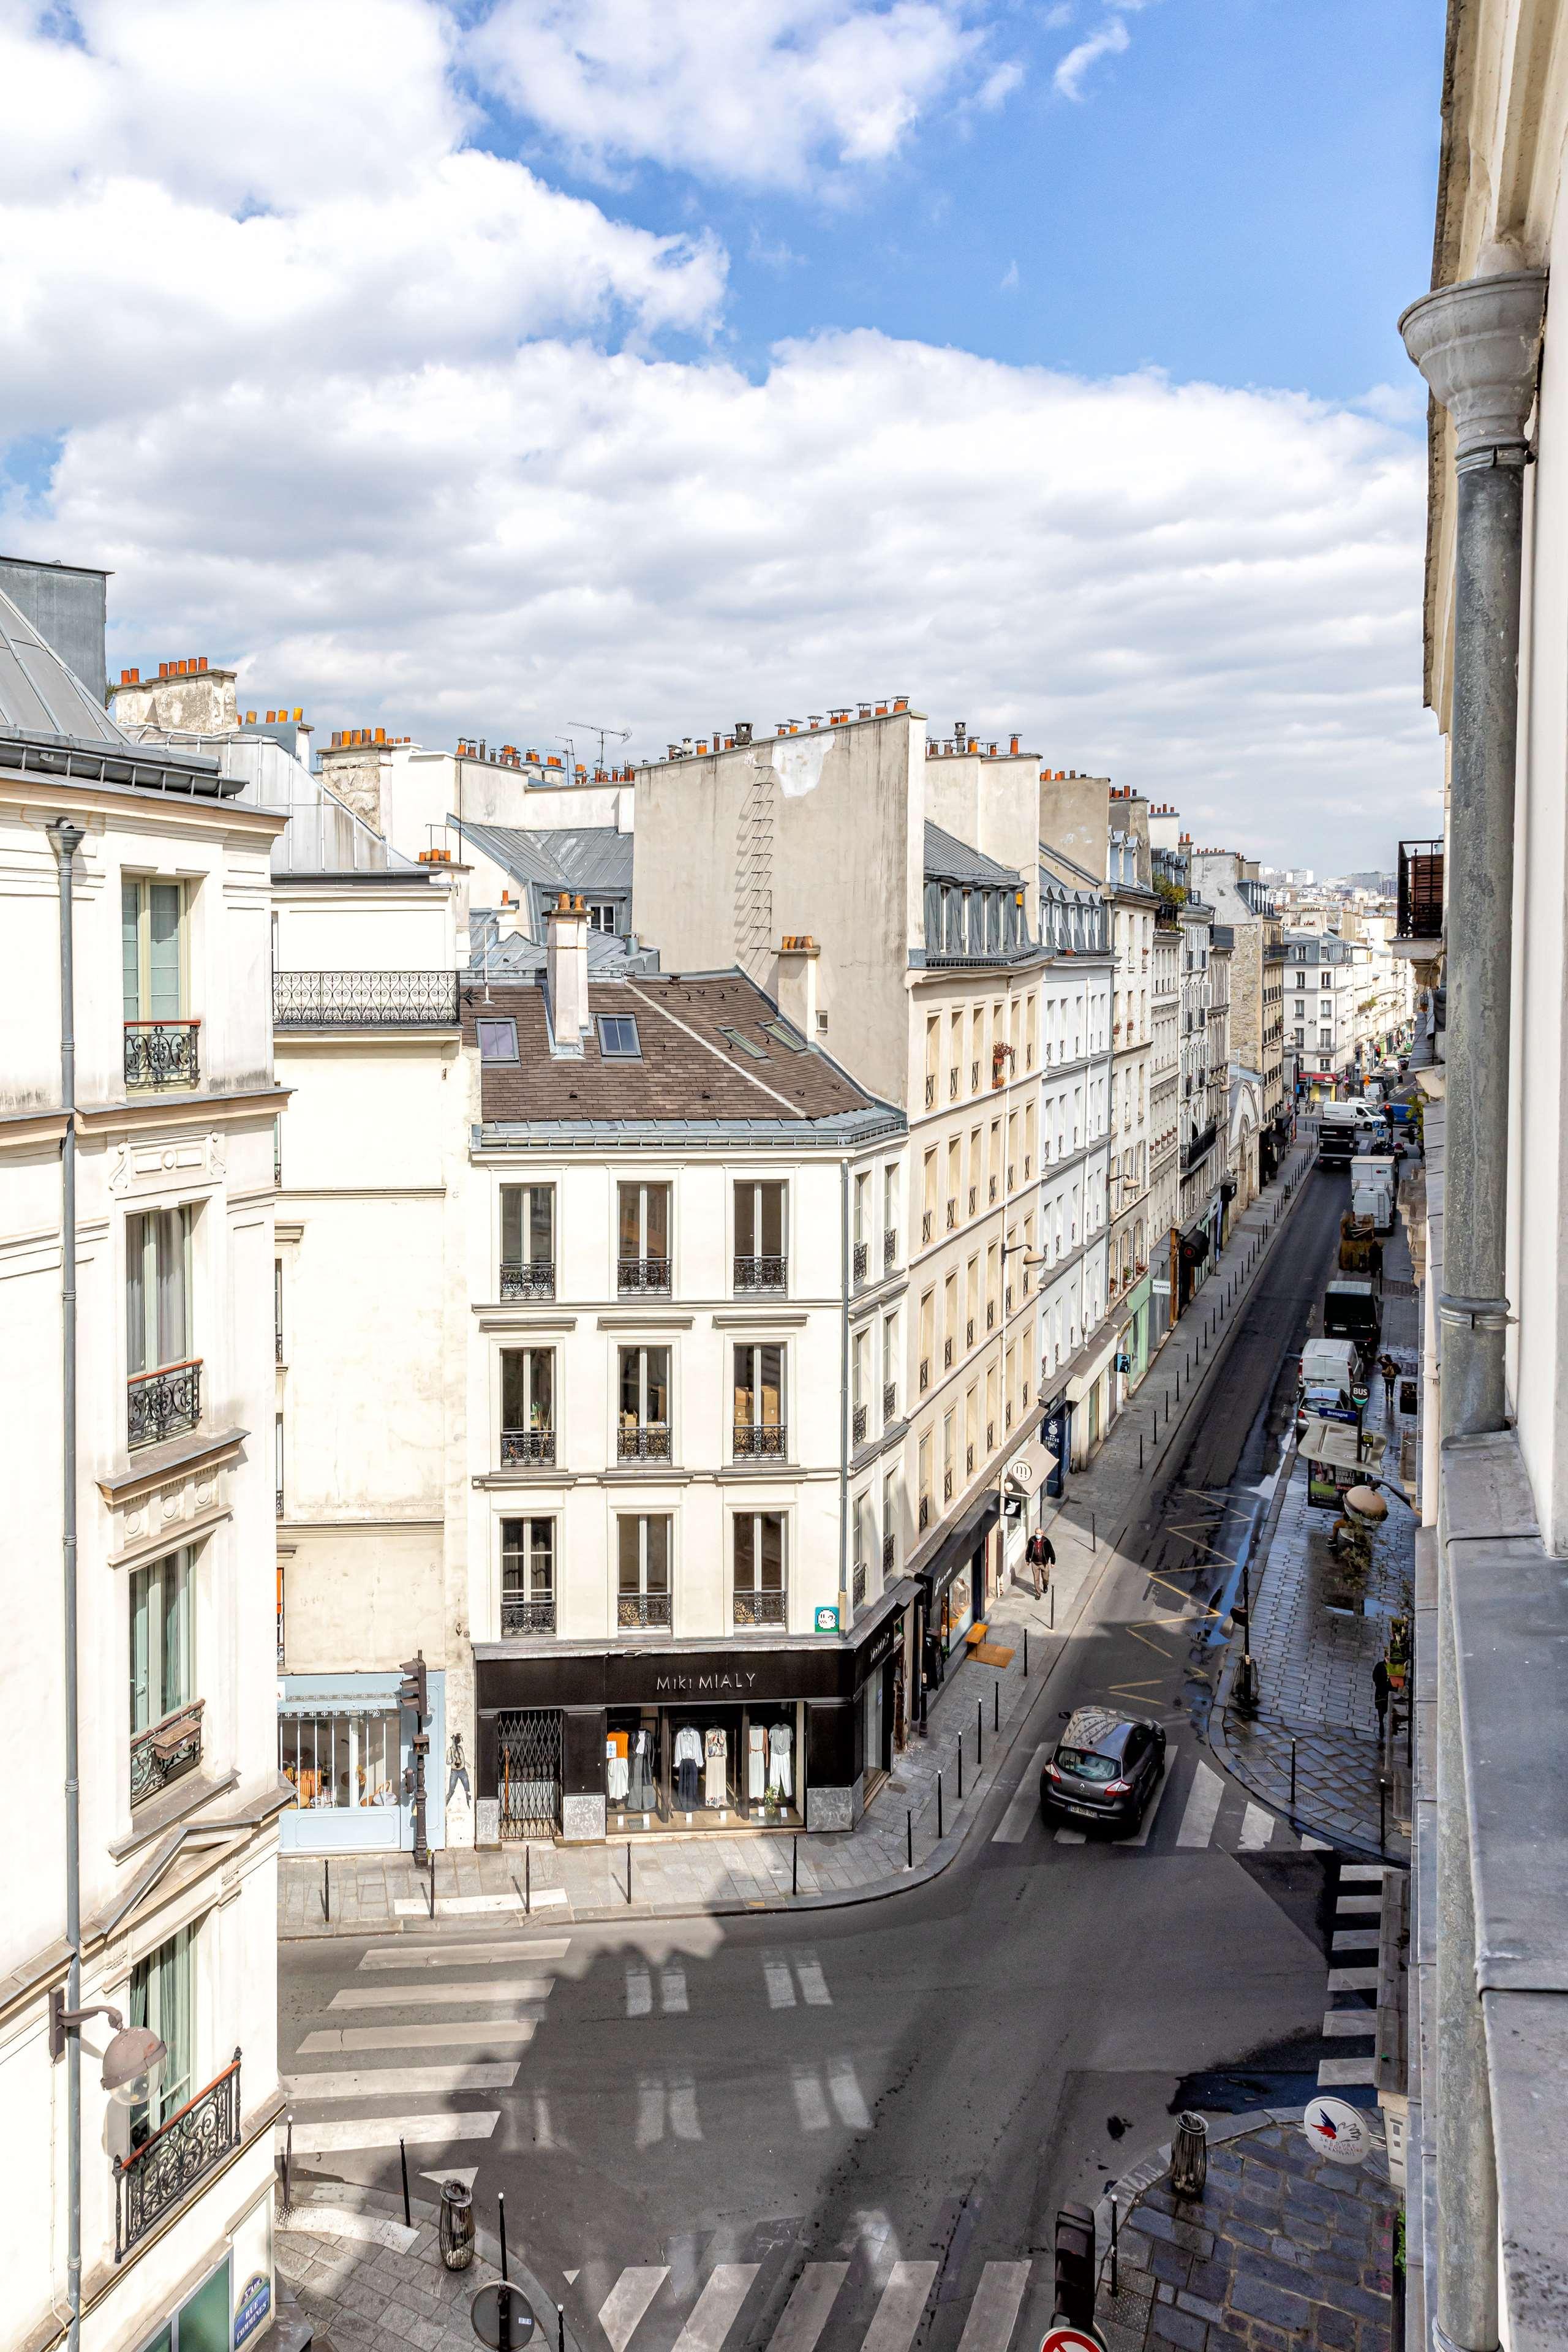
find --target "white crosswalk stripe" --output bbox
[299,2019,538,2054]
[1121,1748,1178,1847]
[1175,1761,1226,1847]
[767,2265,849,2352]
[671,2266,760,2352]
[360,1939,570,1970]
[861,2263,938,2352]
[283,2062,518,2099]
[287,2111,499,2154]
[992,1746,1051,1843]
[598,2268,669,2352]
[328,1978,555,2008]
[1237,1802,1275,1850]
[954,2262,1030,2352]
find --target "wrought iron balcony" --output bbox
[943,1337,954,1368]
[882,1531,895,1574]
[501,1596,556,1635]
[919,1357,930,1392]
[852,1559,867,1607]
[852,1402,868,1446]
[618,1256,671,1294]
[130,1699,204,1808]
[617,1423,671,1461]
[924,1074,936,1107]
[617,1591,672,1630]
[966,1317,974,1348]
[853,1240,869,1286]
[1397,839,1444,942]
[272,970,461,1027]
[500,1428,556,1466]
[733,1588,786,1627]
[127,1360,201,1452]
[943,1468,954,1501]
[734,1254,787,1293]
[883,1227,897,1271]
[733,1422,787,1458]
[501,1259,556,1300]
[115,2051,240,2261]
[883,1381,897,1421]
[921,1210,933,1245]
[919,1494,930,1530]
[1182,1121,1218,1174]
[124,1020,200,1092]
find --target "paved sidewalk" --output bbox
[1215,1216,1419,1859]
[1092,2109,1398,2352]
[279,1140,1320,1940]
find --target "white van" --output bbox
[1320,1101,1381,1130]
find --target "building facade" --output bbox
[0,580,287,2352]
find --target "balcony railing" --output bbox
[129,1698,204,1808]
[733,1422,787,1458]
[882,1531,895,1574]
[734,1588,786,1627]
[115,2052,240,2261]
[501,1259,555,1300]
[919,1494,930,1530]
[919,1357,930,1392]
[617,1591,672,1630]
[853,1240,869,1286]
[501,1596,556,1635]
[1182,1121,1218,1175]
[852,1403,867,1446]
[500,1428,556,1466]
[617,1423,671,1461]
[883,1381,897,1421]
[921,1210,933,1245]
[883,1227,897,1272]
[272,970,461,1027]
[734,1254,787,1293]
[124,1019,200,1092]
[852,1559,867,1607]
[618,1256,671,1294]
[127,1359,201,1452]
[1397,838,1444,941]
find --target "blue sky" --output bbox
[0,0,1447,870]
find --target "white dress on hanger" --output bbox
[704,1726,727,1805]
[606,1738,630,1803]
[767,1722,793,1798]
[747,1724,766,1800]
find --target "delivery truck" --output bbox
[1323,1278,1381,1349]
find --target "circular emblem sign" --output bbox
[1302,2095,1376,2166]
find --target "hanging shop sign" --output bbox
[815,1605,840,1633]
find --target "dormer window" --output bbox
[478,1017,518,1061]
[598,1014,641,1057]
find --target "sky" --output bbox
[0,0,1446,870]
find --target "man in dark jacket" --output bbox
[1025,1529,1056,1599]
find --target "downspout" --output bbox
[48,818,85,2352]
[1400,267,1547,2352]
[838,1158,850,1630]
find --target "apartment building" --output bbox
[631,708,1085,1687]
[1283,930,1359,1097]
[1147,826,1184,1345]
[1188,851,1292,1205]
[1,578,287,2352]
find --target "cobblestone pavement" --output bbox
[276,2180,570,2352]
[1214,1217,1418,1858]
[1093,2111,1398,2352]
[279,1144,1319,1940]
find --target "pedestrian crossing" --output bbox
[1316,1863,1390,2090]
[589,2253,1038,2352]
[989,1740,1325,1856]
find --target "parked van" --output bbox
[1324,1278,1381,1348]
[1320,1100,1382,1129]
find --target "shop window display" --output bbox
[605,1700,804,1831]
[279,1709,400,1812]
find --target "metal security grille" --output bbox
[496,1710,562,1840]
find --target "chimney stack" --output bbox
[548,891,592,1043]
[777,935,820,1038]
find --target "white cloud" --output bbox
[471,0,995,190]
[1054,15,1128,99]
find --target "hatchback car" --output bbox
[1041,1707,1167,1833]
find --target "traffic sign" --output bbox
[1302,2095,1376,2166]
[1041,2324,1107,2352]
[471,2283,537,2348]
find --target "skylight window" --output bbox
[717,1024,767,1060]
[477,1017,518,1062]
[761,1019,808,1053]
[597,1014,641,1058]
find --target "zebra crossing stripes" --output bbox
[600,2269,671,2352]
[587,2255,1031,2352]
[327,1975,556,2007]
[288,2111,500,2154]
[1037,1747,1297,1853]
[861,2263,940,2352]
[1175,1761,1226,1847]
[360,1937,570,1969]
[992,1747,1052,1843]
[953,2261,1030,2352]
[766,2265,849,2352]
[670,2267,761,2352]
[1317,1865,1388,2090]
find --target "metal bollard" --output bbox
[559,2308,567,2352]
[322,1857,330,1923]
[907,1807,913,1868]
[499,2192,508,2282]
[976,1697,984,1770]
[994,1679,1000,1732]
[400,2136,412,2229]
[627,1840,633,1904]
[1290,1738,1298,1811]
[938,1771,944,1839]
[958,1740,964,1801]
[428,1852,435,1920]
[793,1834,799,1895]
[1110,2193,1119,2296]
[282,2111,293,2213]
[1023,1628,1029,1676]
[526,1844,531,1915]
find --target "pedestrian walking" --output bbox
[1378,1352,1398,1412]
[1025,1529,1055,1600]
[1373,1657,1392,1744]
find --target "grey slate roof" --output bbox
[453,818,633,894]
[466,913,658,978]
[924,821,1020,886]
[0,581,129,746]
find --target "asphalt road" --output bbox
[280,1169,1355,2352]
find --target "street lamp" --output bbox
[50,1991,167,2106]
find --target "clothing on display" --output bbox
[606,1732,630,1804]
[674,1722,703,1809]
[747,1724,766,1801]
[704,1726,728,1806]
[628,1727,657,1812]
[767,1722,793,1798]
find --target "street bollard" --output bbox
[400,2136,411,2230]
[1050,1584,1055,1629]
[322,1857,330,1924]
[627,1840,633,1905]
[427,1852,435,1920]
[1110,2194,1119,2296]
[1379,1778,1387,1856]
[1091,1510,1096,1556]
[938,1771,944,1839]
[559,2309,567,2352]
[793,1834,799,1895]
[977,1697,984,1770]
[1290,1738,1298,1811]
[907,1808,913,1868]
[282,2112,293,2214]
[1023,1629,1029,1676]
[526,1844,531,1915]
[1139,1433,1144,1469]
[499,2192,508,2283]
[958,1740,964,1801]
[994,1679,1000,1732]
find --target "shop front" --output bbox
[1119,1270,1154,1395]
[1066,1329,1118,1466]
[1175,1218,1213,1316]
[276,1670,448,1853]
[474,1585,915,1842]
[912,1492,999,1724]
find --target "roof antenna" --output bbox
[567,720,631,767]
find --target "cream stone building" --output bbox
[0,579,288,2352]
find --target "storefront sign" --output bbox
[651,1664,766,1696]
[1041,1400,1069,1496]
[1302,2095,1376,2166]
[815,1605,840,1633]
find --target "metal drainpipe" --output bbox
[49,818,85,2351]
[1400,266,1548,2352]
[839,1158,850,1632]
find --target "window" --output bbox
[127,1208,191,1376]
[130,1548,195,1801]
[122,878,187,1023]
[717,1024,767,1059]
[598,1014,641,1057]
[586,901,619,934]
[619,1346,671,1457]
[478,1017,518,1061]
[500,1348,554,1463]
[733,1343,786,1454]
[129,1924,195,2139]
[734,1180,787,1288]
[502,1517,556,1633]
[852,1326,870,1445]
[274,1259,283,1363]
[734,1512,786,1624]
[883,1310,898,1419]
[618,1182,671,1289]
[501,1184,554,1296]
[617,1515,672,1627]
[280,1708,400,1813]
[762,1019,807,1052]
